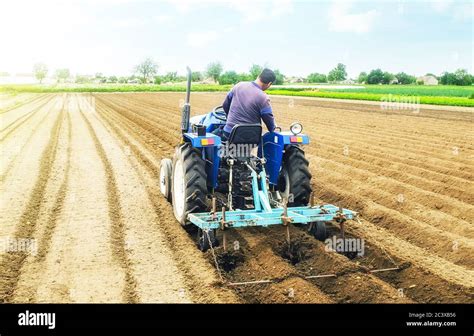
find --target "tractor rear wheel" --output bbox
[172,144,208,226]
[280,146,312,206]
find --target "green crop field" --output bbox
[1,83,473,107]
[0,83,231,93]
[267,89,474,107]
[332,85,473,97]
[273,84,473,97]
[265,84,474,106]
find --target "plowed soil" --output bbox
[0,92,472,303]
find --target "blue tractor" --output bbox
[159,68,356,251]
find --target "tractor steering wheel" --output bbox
[212,105,227,121]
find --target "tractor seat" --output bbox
[225,124,262,160]
[227,124,262,145]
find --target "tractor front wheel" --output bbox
[172,144,208,226]
[159,158,173,202]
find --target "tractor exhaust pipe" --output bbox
[181,66,192,133]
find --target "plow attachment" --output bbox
[188,204,357,230]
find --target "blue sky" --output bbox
[1,0,472,78]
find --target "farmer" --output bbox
[219,68,277,140]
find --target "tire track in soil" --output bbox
[0,97,59,184]
[0,98,64,303]
[94,98,240,303]
[0,94,49,115]
[0,94,54,141]
[34,99,72,262]
[78,100,138,303]
[0,97,60,249]
[82,95,193,303]
[10,95,71,302]
[30,98,125,303]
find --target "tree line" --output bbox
[307,63,473,86]
[32,59,473,86]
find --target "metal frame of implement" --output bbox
[188,168,357,230]
[188,205,357,230]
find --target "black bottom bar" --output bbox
[0,304,472,333]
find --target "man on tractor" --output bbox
[218,68,278,140]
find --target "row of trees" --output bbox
[32,59,473,86]
[357,69,416,85]
[32,59,285,85]
[439,69,473,86]
[307,63,348,83]
[307,64,473,86]
[33,63,71,84]
[207,63,284,85]
[306,64,418,85]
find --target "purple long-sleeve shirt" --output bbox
[222,81,276,133]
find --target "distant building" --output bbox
[417,75,438,85]
[340,79,356,85]
[287,76,305,83]
[201,78,217,84]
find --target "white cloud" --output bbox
[155,15,173,23]
[431,0,473,21]
[110,17,146,28]
[187,31,219,47]
[397,1,404,15]
[227,0,293,22]
[165,0,293,22]
[451,51,459,62]
[431,0,454,13]
[452,2,474,21]
[328,1,378,34]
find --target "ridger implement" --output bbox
[159,67,357,251]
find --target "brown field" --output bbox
[0,92,473,303]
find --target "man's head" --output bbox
[257,68,276,90]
